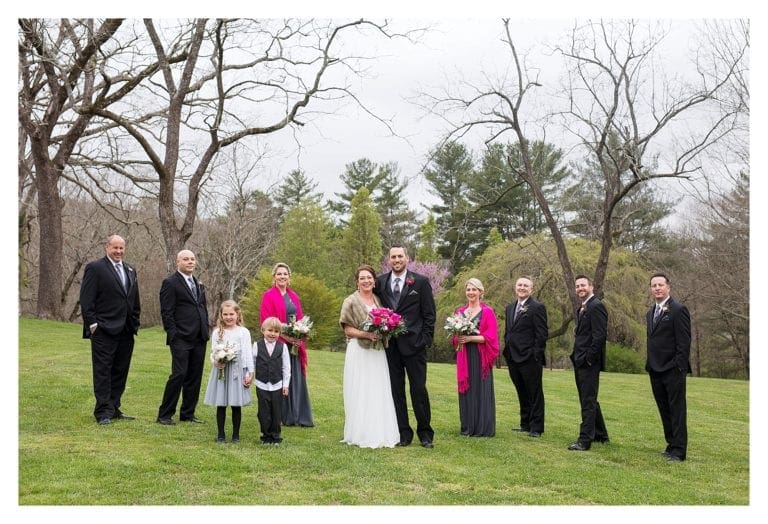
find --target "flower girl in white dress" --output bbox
[203,300,253,443]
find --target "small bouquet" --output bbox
[361,307,407,349]
[212,340,238,380]
[444,311,480,352]
[282,315,313,355]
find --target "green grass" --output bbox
[18,317,749,505]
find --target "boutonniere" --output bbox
[126,266,133,272]
[406,278,414,286]
[519,305,529,314]
[661,305,669,314]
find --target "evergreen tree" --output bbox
[415,212,440,263]
[273,200,346,291]
[328,158,386,221]
[374,161,418,251]
[273,169,322,212]
[423,141,475,272]
[341,187,383,285]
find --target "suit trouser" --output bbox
[158,337,206,420]
[385,344,433,443]
[257,388,283,442]
[649,368,687,459]
[507,358,545,433]
[90,328,135,421]
[574,364,608,445]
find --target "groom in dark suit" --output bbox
[375,245,436,448]
[156,249,210,425]
[568,274,609,451]
[80,234,141,425]
[646,272,691,462]
[503,276,548,437]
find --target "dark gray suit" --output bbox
[646,297,691,460]
[80,256,140,421]
[375,270,436,444]
[157,271,209,421]
[570,295,609,447]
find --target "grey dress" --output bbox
[458,311,496,437]
[203,326,254,407]
[282,293,314,427]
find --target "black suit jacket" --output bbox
[159,271,210,345]
[570,295,607,370]
[374,270,436,356]
[80,256,140,338]
[646,297,691,373]
[503,297,548,366]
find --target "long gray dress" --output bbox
[282,293,314,427]
[458,311,496,437]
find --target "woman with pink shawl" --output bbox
[259,262,314,427]
[451,277,499,437]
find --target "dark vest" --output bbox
[254,340,285,384]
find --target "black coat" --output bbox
[646,297,691,373]
[159,271,210,345]
[374,270,436,356]
[570,295,607,370]
[80,256,140,338]
[503,297,548,366]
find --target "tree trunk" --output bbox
[34,159,64,319]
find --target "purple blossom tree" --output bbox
[380,259,451,295]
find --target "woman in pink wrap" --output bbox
[452,277,498,437]
[259,262,314,427]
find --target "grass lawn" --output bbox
[18,317,749,505]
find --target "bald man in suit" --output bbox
[80,234,141,425]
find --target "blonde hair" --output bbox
[466,277,485,293]
[216,300,243,342]
[271,262,291,277]
[261,316,282,333]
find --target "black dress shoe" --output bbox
[395,441,411,447]
[216,437,225,444]
[666,455,684,462]
[156,417,175,425]
[660,450,671,456]
[98,418,111,425]
[420,440,434,448]
[231,437,240,444]
[181,416,204,423]
[112,413,136,420]
[568,442,590,451]
[528,431,542,438]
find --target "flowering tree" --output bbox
[380,259,451,295]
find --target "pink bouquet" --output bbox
[361,307,407,348]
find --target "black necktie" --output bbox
[653,305,661,323]
[393,277,401,302]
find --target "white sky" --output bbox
[4,0,766,521]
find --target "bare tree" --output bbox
[420,19,747,336]
[18,18,125,319]
[82,18,422,270]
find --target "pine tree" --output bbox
[273,169,321,212]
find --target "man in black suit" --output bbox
[375,245,436,448]
[80,234,141,425]
[646,272,691,462]
[156,249,210,425]
[568,274,609,451]
[503,276,548,438]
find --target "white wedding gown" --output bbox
[342,337,400,448]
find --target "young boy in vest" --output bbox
[248,316,290,445]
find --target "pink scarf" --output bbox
[260,286,308,376]
[453,303,499,394]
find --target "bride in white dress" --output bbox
[338,264,400,448]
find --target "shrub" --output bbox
[239,268,345,351]
[605,342,645,374]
